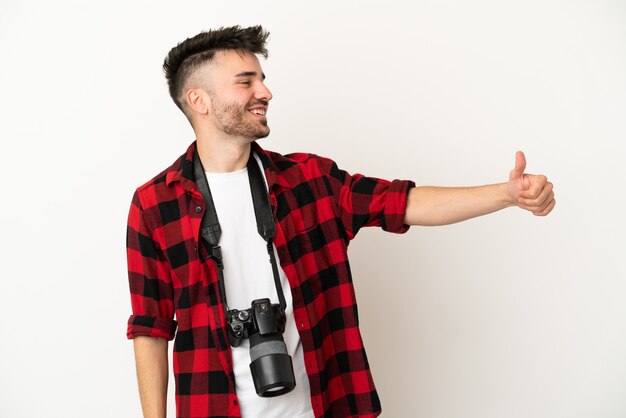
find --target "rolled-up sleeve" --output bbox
[319,156,415,240]
[126,190,177,340]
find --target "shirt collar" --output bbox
[165,140,291,192]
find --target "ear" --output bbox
[185,88,210,116]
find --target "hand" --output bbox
[507,151,556,216]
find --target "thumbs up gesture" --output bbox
[507,151,556,216]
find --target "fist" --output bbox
[508,151,556,216]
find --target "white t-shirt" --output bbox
[204,153,315,418]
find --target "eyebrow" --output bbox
[234,71,266,81]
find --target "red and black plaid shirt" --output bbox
[126,140,415,417]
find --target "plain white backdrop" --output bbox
[1,1,625,417]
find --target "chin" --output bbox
[242,131,269,143]
[255,127,270,139]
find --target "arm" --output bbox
[133,336,169,418]
[404,151,556,226]
[126,189,178,416]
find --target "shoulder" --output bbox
[135,163,173,194]
[261,148,343,182]
[132,145,191,209]
[263,147,321,166]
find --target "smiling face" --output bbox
[189,50,273,141]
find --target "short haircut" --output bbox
[163,25,270,116]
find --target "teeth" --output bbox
[250,109,266,115]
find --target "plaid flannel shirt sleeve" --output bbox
[317,156,416,240]
[125,189,178,340]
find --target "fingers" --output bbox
[533,198,556,216]
[518,190,555,214]
[519,180,553,207]
[519,175,548,199]
[518,190,554,211]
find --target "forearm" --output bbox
[133,336,169,418]
[403,183,515,226]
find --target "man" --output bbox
[126,25,555,418]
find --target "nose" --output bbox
[255,82,273,102]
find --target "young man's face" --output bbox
[201,49,273,140]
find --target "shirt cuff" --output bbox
[126,314,178,340]
[381,179,415,233]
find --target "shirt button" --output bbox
[195,206,202,213]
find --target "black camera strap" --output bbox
[193,147,287,314]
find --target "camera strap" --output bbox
[193,147,287,314]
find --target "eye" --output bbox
[239,80,252,86]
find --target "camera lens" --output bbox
[249,332,296,397]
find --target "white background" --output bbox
[1,1,625,417]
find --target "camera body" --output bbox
[226,298,286,347]
[226,298,295,397]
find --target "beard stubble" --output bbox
[210,96,270,141]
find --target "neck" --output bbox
[195,133,253,173]
[196,138,250,173]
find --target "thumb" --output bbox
[509,151,526,181]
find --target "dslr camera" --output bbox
[226,298,296,397]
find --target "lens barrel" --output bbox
[249,332,296,397]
